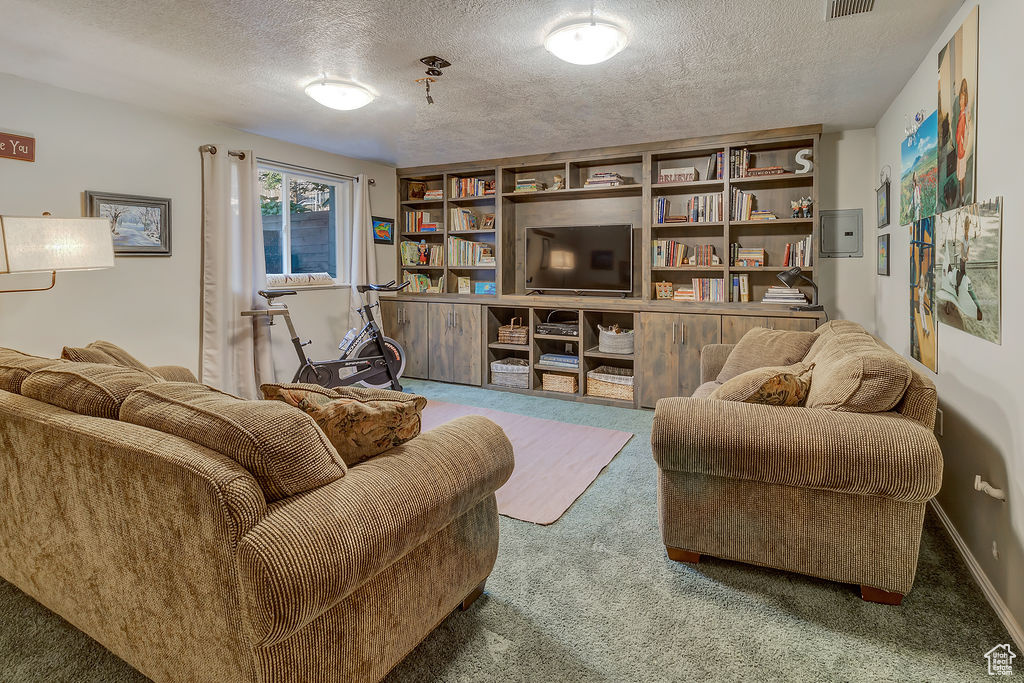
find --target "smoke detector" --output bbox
[825,0,875,21]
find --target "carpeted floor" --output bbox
[0,379,1014,682]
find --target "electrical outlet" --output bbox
[935,407,943,436]
[992,541,999,560]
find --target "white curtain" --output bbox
[199,146,274,398]
[348,174,378,329]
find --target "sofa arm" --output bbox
[237,415,514,646]
[652,397,942,502]
[152,365,199,383]
[700,344,735,384]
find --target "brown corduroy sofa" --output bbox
[0,356,514,682]
[652,321,942,605]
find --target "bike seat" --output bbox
[258,289,297,299]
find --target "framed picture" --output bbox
[371,216,394,245]
[406,181,426,200]
[877,233,890,276]
[876,180,890,229]
[85,191,171,256]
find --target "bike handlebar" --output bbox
[357,280,410,293]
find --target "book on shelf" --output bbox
[748,210,777,221]
[672,286,695,302]
[654,194,722,223]
[474,281,497,295]
[482,214,495,229]
[514,178,545,192]
[457,276,471,294]
[716,151,724,179]
[422,189,443,200]
[651,239,688,268]
[584,171,624,187]
[730,274,751,302]
[400,241,443,267]
[761,286,808,305]
[657,167,696,184]
[447,236,495,267]
[730,187,756,220]
[782,235,813,267]
[450,177,495,198]
[730,245,765,267]
[402,271,444,293]
[404,210,441,232]
[691,278,726,302]
[538,352,579,369]
[730,148,751,178]
[745,166,786,177]
[692,244,717,266]
[449,207,479,232]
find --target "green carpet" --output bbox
[0,379,1014,682]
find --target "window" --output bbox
[258,164,351,283]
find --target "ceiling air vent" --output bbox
[825,0,875,20]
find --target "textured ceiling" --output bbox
[0,0,961,167]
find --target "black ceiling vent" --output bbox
[825,0,875,20]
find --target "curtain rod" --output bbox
[199,144,246,159]
[256,157,374,185]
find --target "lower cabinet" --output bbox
[637,313,721,408]
[379,300,428,378]
[428,303,482,386]
[720,315,818,344]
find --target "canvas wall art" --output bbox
[910,216,937,372]
[900,111,938,225]
[85,191,171,256]
[372,215,394,245]
[937,5,978,213]
[877,233,890,276]
[934,197,1001,344]
[876,180,890,229]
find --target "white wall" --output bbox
[817,129,878,331]
[874,0,1023,636]
[0,74,396,381]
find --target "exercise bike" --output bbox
[243,280,409,391]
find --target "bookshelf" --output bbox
[396,125,819,306]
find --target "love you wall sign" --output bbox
[0,132,35,162]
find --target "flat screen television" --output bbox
[525,224,633,294]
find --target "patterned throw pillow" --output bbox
[710,363,813,407]
[261,383,427,466]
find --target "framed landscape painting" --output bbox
[85,191,171,256]
[372,216,394,245]
[899,111,938,225]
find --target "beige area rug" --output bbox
[420,401,633,525]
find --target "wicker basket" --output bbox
[586,366,634,401]
[542,372,578,394]
[490,357,529,388]
[497,317,529,345]
[598,325,634,355]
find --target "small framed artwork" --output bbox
[406,181,426,200]
[876,180,890,229]
[877,233,890,276]
[372,216,394,245]
[85,191,171,256]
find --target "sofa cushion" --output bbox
[21,362,161,419]
[261,383,427,466]
[0,348,63,394]
[121,382,346,501]
[710,363,812,407]
[805,333,912,413]
[716,327,817,382]
[61,340,163,380]
[691,381,721,399]
[803,319,869,363]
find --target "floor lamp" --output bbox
[0,216,114,293]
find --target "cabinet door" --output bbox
[766,317,818,333]
[400,302,429,379]
[638,312,681,409]
[451,304,482,386]
[677,313,721,397]
[428,304,454,382]
[720,315,767,344]
[379,300,401,339]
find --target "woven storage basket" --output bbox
[586,366,634,401]
[598,325,634,355]
[490,358,529,388]
[542,372,578,394]
[497,317,529,345]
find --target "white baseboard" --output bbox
[929,499,1024,649]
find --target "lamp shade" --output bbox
[777,266,803,288]
[0,216,114,274]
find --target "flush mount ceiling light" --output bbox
[304,78,375,110]
[544,18,628,65]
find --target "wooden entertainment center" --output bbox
[382,125,826,408]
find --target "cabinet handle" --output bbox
[680,325,686,345]
[671,323,677,344]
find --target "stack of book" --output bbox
[402,272,443,293]
[423,189,443,200]
[691,278,726,302]
[447,237,495,266]
[584,172,623,187]
[538,353,579,369]
[673,286,695,302]
[749,210,777,221]
[651,240,688,268]
[685,193,723,222]
[404,210,440,232]
[730,187,756,220]
[730,246,765,267]
[400,241,443,267]
[761,286,808,305]
[746,166,786,177]
[782,235,813,267]
[729,274,751,302]
[449,207,479,232]
[515,178,545,192]
[450,177,495,198]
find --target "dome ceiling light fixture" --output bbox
[304,77,375,111]
[544,7,627,65]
